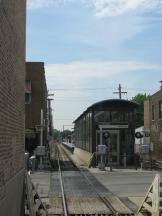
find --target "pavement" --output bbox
[30,168,160,212]
[30,145,162,212]
[89,167,157,197]
[68,147,159,197]
[30,171,51,198]
[63,145,162,208]
[87,167,161,207]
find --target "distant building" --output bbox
[0,0,26,215]
[144,82,162,161]
[25,62,48,155]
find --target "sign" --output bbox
[135,132,143,139]
[99,124,128,129]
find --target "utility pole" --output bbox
[113,84,127,99]
[40,109,43,169]
[48,98,54,137]
[47,92,54,139]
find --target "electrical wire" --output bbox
[49,86,157,92]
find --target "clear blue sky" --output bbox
[27,0,162,130]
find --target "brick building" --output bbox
[0,0,26,215]
[144,82,162,161]
[25,62,48,155]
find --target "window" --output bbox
[25,80,31,92]
[25,80,31,104]
[152,105,155,121]
[159,101,162,119]
[25,92,31,104]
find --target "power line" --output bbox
[49,86,157,92]
[49,87,115,91]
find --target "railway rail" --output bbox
[57,150,68,216]
[49,143,135,216]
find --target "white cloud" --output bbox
[46,60,161,79]
[45,60,161,93]
[88,0,162,17]
[27,0,75,9]
[45,60,161,129]
[27,0,162,17]
[27,0,53,9]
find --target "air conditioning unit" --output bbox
[36,146,45,156]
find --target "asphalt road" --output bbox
[90,168,159,197]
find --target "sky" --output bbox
[26,0,162,130]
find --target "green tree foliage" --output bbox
[53,129,61,141]
[53,129,72,142]
[132,93,148,128]
[62,129,72,139]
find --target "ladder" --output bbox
[25,172,47,216]
[136,174,162,216]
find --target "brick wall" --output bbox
[144,99,150,129]
[25,62,48,151]
[0,0,26,214]
[144,90,162,161]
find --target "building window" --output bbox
[25,80,31,104]
[25,93,31,104]
[152,105,155,121]
[25,80,31,92]
[159,101,162,119]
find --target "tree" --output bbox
[53,129,72,142]
[53,129,61,141]
[62,130,72,139]
[132,93,148,128]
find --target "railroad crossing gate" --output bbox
[136,174,161,216]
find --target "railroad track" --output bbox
[57,149,68,216]
[49,143,134,216]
